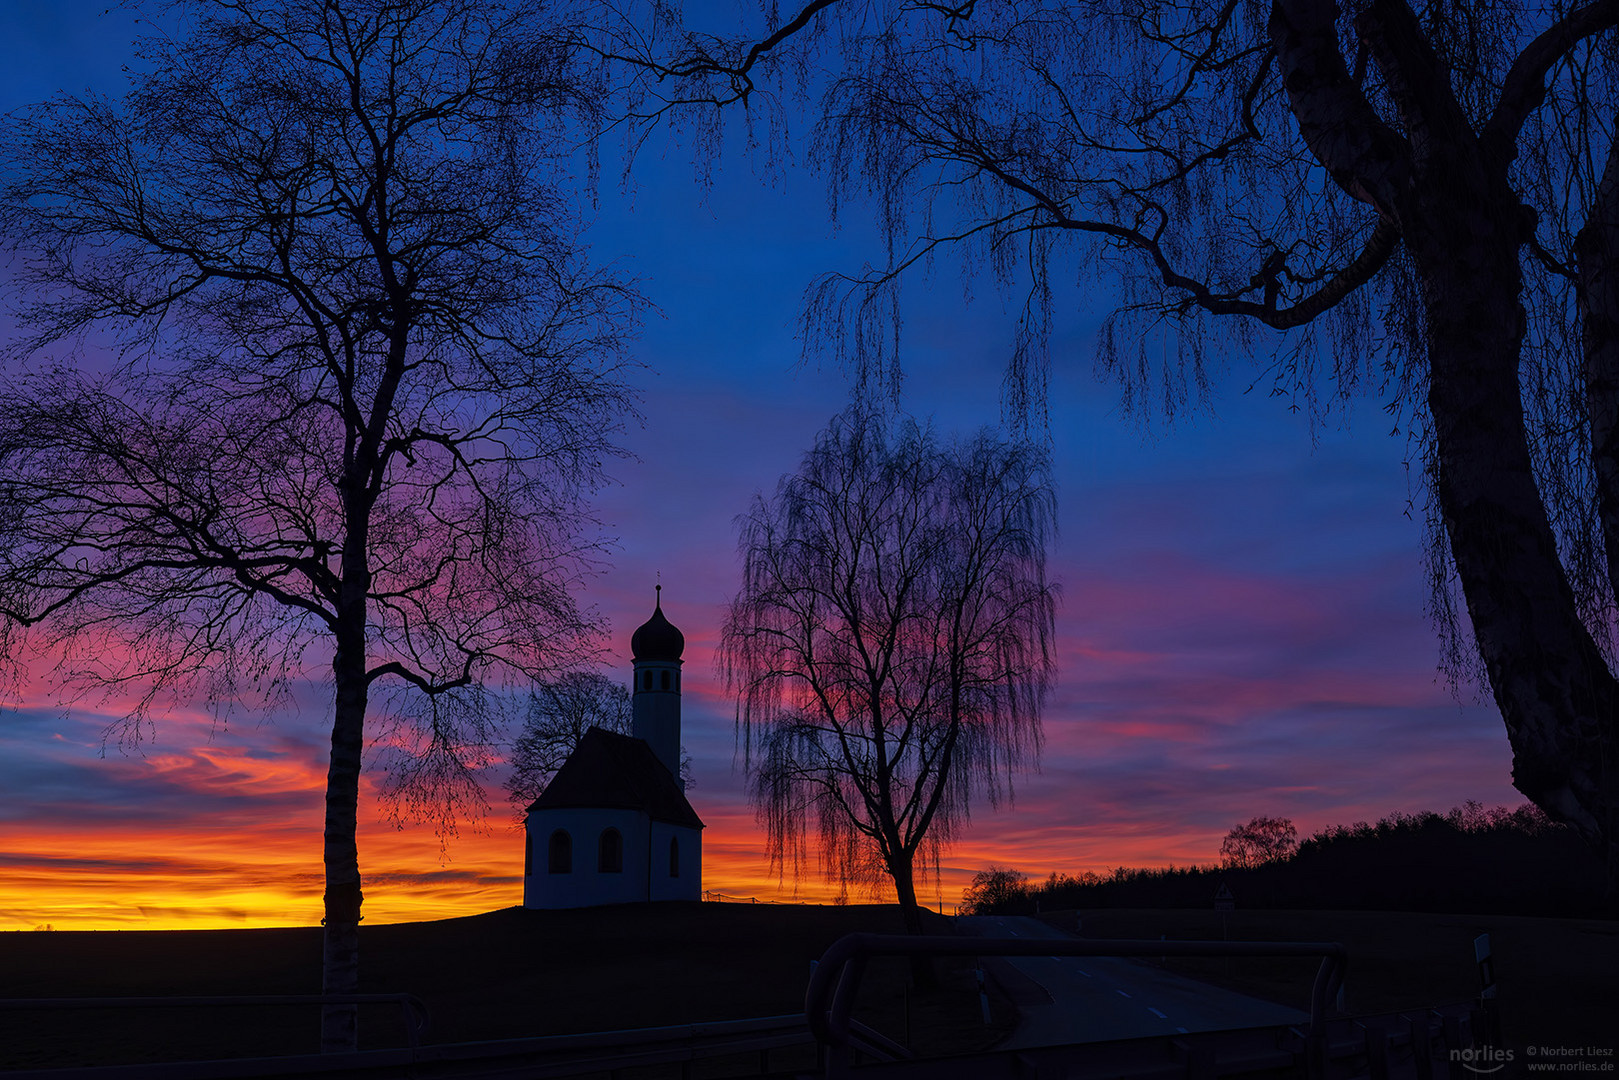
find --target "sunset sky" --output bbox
[0,1,1520,931]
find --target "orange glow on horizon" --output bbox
[2,580,1520,932]
[1,805,1230,931]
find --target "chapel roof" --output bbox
[527,726,703,830]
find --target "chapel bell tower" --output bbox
[630,585,684,787]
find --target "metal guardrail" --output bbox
[816,1003,1486,1080]
[701,891,791,903]
[803,934,1348,1078]
[0,994,430,1050]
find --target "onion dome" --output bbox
[631,585,684,662]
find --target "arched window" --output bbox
[524,832,533,877]
[669,836,680,877]
[661,670,671,690]
[643,671,653,691]
[598,828,623,873]
[547,830,572,874]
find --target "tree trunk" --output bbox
[890,854,924,934]
[321,607,368,1052]
[1277,0,1619,906]
[1396,106,1619,904]
[320,326,392,1052]
[1425,268,1619,900]
[887,852,937,987]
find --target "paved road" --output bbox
[956,915,1308,1049]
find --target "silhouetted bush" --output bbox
[965,802,1610,917]
[961,867,1035,915]
[1220,816,1298,868]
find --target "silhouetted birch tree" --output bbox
[0,0,635,1050]
[722,410,1057,935]
[506,673,634,808]
[505,670,692,809]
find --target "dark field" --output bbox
[0,902,1012,1070]
[3,903,1612,1072]
[1057,907,1618,1049]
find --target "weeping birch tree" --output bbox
[722,410,1057,933]
[0,0,635,1051]
[607,0,1619,899]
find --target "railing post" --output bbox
[1361,1022,1391,1080]
[1306,1026,1328,1080]
[1474,932,1500,1044]
[1409,1012,1435,1080]
[824,1032,850,1080]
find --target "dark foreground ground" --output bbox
[2,904,1612,1071]
[0,902,1010,1070]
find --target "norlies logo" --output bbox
[1453,1046,1516,1074]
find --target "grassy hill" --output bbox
[5,900,1611,1070]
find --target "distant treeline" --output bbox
[964,803,1611,918]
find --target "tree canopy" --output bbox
[0,0,636,1048]
[505,670,693,811]
[722,409,1057,931]
[506,673,636,810]
[1221,816,1300,869]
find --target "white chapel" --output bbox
[521,588,704,908]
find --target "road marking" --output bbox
[1176,1027,1188,1034]
[1077,969,1090,977]
[1116,990,1131,998]
[1148,1008,1168,1019]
